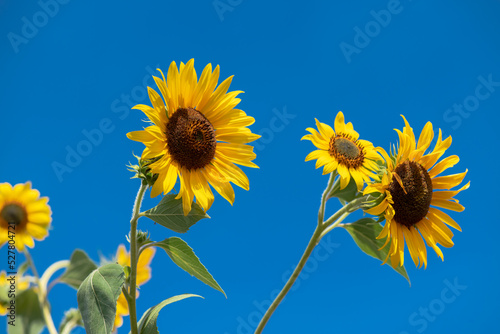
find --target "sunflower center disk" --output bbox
[1,203,27,226]
[329,136,364,168]
[166,108,216,170]
[389,160,433,227]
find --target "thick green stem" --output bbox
[128,181,148,334]
[24,250,59,334]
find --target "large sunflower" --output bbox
[113,244,155,330]
[302,111,381,190]
[0,182,52,251]
[364,116,469,268]
[127,59,260,215]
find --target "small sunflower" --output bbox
[113,244,155,331]
[364,116,469,269]
[0,182,52,251]
[302,111,381,190]
[0,270,30,315]
[127,59,260,215]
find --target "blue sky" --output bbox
[1,0,499,333]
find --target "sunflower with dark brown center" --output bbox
[127,59,260,215]
[364,116,469,269]
[302,112,381,190]
[0,182,52,251]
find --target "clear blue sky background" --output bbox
[1,0,499,333]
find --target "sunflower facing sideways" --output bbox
[127,59,260,215]
[302,111,381,190]
[364,116,469,269]
[0,182,52,251]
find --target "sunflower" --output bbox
[127,59,260,215]
[364,116,469,268]
[0,182,52,251]
[302,111,381,190]
[113,244,155,331]
[0,270,30,315]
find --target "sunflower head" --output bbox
[0,182,52,251]
[364,115,470,269]
[127,59,260,215]
[302,111,381,190]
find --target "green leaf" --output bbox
[329,176,359,204]
[59,249,98,289]
[153,237,226,296]
[343,218,410,284]
[142,194,210,233]
[136,294,202,334]
[7,288,45,334]
[77,264,125,334]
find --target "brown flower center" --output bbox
[389,160,433,227]
[165,108,216,170]
[1,203,27,226]
[328,135,365,168]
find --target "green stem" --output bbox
[60,318,79,334]
[319,212,350,239]
[41,260,70,294]
[254,185,371,333]
[317,172,337,226]
[254,225,323,334]
[127,181,148,334]
[322,195,370,228]
[24,250,59,334]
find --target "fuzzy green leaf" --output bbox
[60,249,98,289]
[135,294,202,334]
[153,237,225,296]
[142,195,209,233]
[343,218,410,284]
[77,264,125,334]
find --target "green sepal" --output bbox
[342,218,410,284]
[151,237,226,297]
[59,249,98,289]
[134,294,202,334]
[127,154,159,187]
[142,194,210,233]
[77,264,125,334]
[7,288,45,334]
